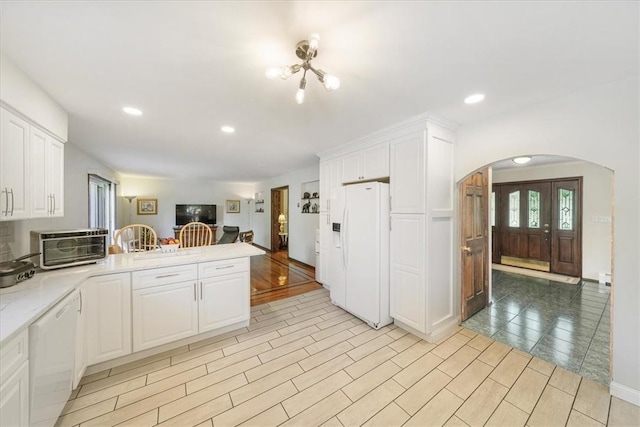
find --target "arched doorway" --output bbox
[459,155,613,385]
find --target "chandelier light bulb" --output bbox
[309,33,320,51]
[281,66,293,80]
[265,67,282,80]
[323,74,340,91]
[295,88,305,104]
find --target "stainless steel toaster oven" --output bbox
[30,228,108,270]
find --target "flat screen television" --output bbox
[175,204,216,226]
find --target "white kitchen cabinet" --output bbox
[390,214,426,333]
[0,108,30,220]
[318,212,331,285]
[73,283,87,389]
[30,127,64,218]
[0,360,29,427]
[132,281,199,351]
[341,142,389,184]
[320,157,342,212]
[85,273,132,365]
[390,131,426,214]
[132,264,199,352]
[198,258,250,333]
[389,119,457,342]
[0,329,29,427]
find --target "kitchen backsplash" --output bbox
[0,222,15,262]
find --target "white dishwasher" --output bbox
[29,290,78,427]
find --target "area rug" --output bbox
[492,263,581,285]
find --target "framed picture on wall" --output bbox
[137,198,158,215]
[226,199,240,213]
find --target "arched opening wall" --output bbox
[454,77,640,404]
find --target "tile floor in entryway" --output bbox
[56,288,639,427]
[462,269,611,385]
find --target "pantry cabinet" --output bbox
[319,157,342,213]
[389,119,457,342]
[0,108,30,220]
[341,142,389,184]
[85,273,132,365]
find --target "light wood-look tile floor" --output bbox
[57,289,639,427]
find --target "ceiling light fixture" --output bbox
[266,33,340,104]
[122,106,143,116]
[512,156,532,165]
[221,126,235,134]
[464,93,485,104]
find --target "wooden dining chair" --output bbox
[114,224,158,253]
[179,221,214,248]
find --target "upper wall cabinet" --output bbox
[31,127,64,218]
[0,107,64,221]
[341,142,389,184]
[390,131,426,214]
[0,109,30,220]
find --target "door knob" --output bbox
[462,246,471,252]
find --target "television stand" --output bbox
[173,224,218,245]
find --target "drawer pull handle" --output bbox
[215,265,234,270]
[156,273,180,279]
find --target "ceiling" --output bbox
[1,2,637,182]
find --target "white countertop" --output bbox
[0,243,265,345]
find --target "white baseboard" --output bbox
[610,381,640,406]
[393,317,461,344]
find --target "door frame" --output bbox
[270,186,289,252]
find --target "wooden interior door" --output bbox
[270,188,281,252]
[551,178,582,276]
[461,169,489,321]
[497,182,552,270]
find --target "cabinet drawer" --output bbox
[199,258,248,279]
[133,264,198,290]
[0,329,28,383]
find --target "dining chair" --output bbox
[239,230,254,244]
[114,224,158,253]
[179,221,214,248]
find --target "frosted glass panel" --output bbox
[509,191,520,228]
[528,190,540,228]
[558,188,574,230]
[491,192,496,227]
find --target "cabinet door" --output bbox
[133,281,198,351]
[86,273,132,365]
[341,152,361,183]
[0,108,30,220]
[318,212,331,285]
[0,361,29,427]
[30,127,49,217]
[390,132,425,213]
[73,284,87,389]
[362,142,389,181]
[390,214,426,333]
[47,139,64,217]
[199,272,249,333]
[319,161,331,212]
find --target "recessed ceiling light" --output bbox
[123,106,142,116]
[513,156,532,165]
[221,126,235,134]
[464,93,485,104]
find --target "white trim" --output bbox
[610,381,640,406]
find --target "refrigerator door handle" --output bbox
[342,208,348,269]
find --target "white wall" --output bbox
[118,176,254,240]
[0,142,120,259]
[492,161,613,281]
[253,164,319,266]
[0,52,68,141]
[456,77,640,404]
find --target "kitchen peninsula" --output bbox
[0,243,264,426]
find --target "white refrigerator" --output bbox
[329,181,392,329]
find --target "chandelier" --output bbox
[265,33,340,104]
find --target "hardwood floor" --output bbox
[250,249,323,306]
